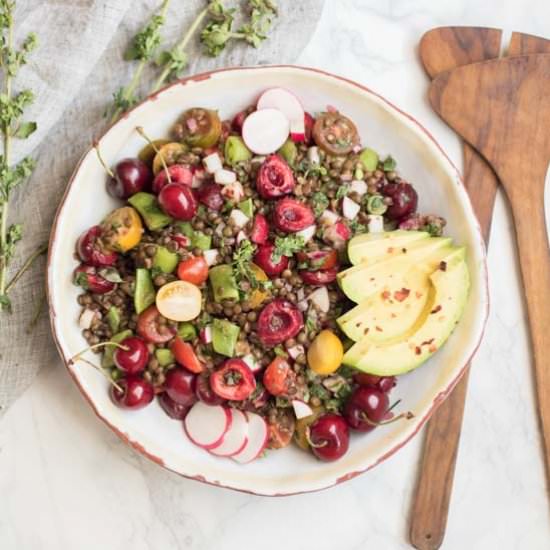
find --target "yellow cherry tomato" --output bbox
[138,139,170,167]
[307,330,344,375]
[156,280,202,322]
[249,263,270,309]
[101,206,143,252]
[152,142,188,175]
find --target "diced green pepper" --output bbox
[212,318,240,357]
[224,136,252,165]
[209,264,239,303]
[153,246,179,273]
[238,198,255,219]
[101,329,133,368]
[192,231,212,250]
[106,307,121,333]
[176,221,194,238]
[128,192,173,231]
[177,322,197,341]
[155,348,175,367]
[134,268,155,314]
[359,148,379,172]
[278,139,298,166]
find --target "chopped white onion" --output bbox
[236,230,248,245]
[287,344,305,360]
[296,224,316,243]
[191,167,206,188]
[307,146,320,165]
[292,400,314,420]
[228,208,250,229]
[214,168,237,185]
[367,214,384,233]
[342,196,360,220]
[79,309,97,330]
[308,287,330,313]
[296,288,305,301]
[221,181,244,203]
[203,153,223,174]
[350,179,367,196]
[214,222,226,236]
[297,300,309,312]
[319,209,339,226]
[203,249,220,266]
[242,353,262,374]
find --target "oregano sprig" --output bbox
[0,0,38,312]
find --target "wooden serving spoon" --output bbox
[410,26,502,550]
[430,50,550,516]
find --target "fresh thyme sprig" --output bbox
[0,0,38,312]
[107,0,171,123]
[271,234,304,264]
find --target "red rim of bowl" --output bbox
[46,65,490,496]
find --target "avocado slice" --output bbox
[238,198,255,219]
[134,268,155,314]
[338,237,452,303]
[155,348,175,367]
[175,221,212,250]
[338,245,455,342]
[153,246,179,274]
[106,307,121,333]
[101,329,133,369]
[342,248,469,375]
[128,192,173,231]
[212,318,240,357]
[347,230,430,266]
[209,264,239,303]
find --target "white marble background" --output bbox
[2,1,550,548]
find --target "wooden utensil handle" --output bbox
[508,181,550,481]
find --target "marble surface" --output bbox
[2,1,550,548]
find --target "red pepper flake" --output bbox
[391,313,397,318]
[394,288,410,302]
[375,326,383,332]
[429,345,437,353]
[415,346,422,355]
[430,305,442,314]
[439,261,447,271]
[415,291,423,299]
[387,247,394,253]
[381,290,391,300]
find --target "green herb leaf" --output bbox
[232,239,259,287]
[273,345,288,358]
[271,234,304,263]
[311,192,329,217]
[383,155,396,171]
[15,121,36,139]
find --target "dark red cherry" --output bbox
[113,337,149,375]
[111,376,154,410]
[165,367,197,407]
[158,183,198,220]
[158,392,190,420]
[107,158,152,199]
[309,413,350,461]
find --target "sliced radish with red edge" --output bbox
[257,88,305,142]
[232,412,269,464]
[242,109,290,155]
[209,409,249,457]
[184,402,231,450]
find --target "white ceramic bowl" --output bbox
[47,66,488,495]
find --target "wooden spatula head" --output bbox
[420,27,502,79]
[430,53,550,194]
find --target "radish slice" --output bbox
[203,249,220,266]
[210,409,249,457]
[232,412,269,464]
[292,399,314,420]
[319,209,339,226]
[342,196,360,220]
[199,325,212,344]
[203,153,223,174]
[242,109,290,155]
[307,146,320,165]
[296,224,316,243]
[242,353,262,374]
[308,287,330,313]
[257,88,305,134]
[184,403,232,450]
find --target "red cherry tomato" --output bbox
[177,256,208,286]
[137,305,177,344]
[152,164,194,194]
[250,213,269,244]
[73,264,116,294]
[299,267,338,286]
[256,155,295,199]
[209,359,256,401]
[77,226,118,267]
[253,242,289,277]
[263,357,296,397]
[273,198,315,232]
[256,299,303,346]
[171,337,204,374]
[296,249,338,271]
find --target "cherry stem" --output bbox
[135,126,171,184]
[93,140,115,178]
[73,355,123,393]
[360,408,414,427]
[305,426,328,449]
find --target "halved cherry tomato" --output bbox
[299,267,338,286]
[210,359,256,401]
[296,249,338,271]
[152,142,187,175]
[138,139,170,166]
[73,264,116,294]
[173,108,222,149]
[307,330,344,375]
[137,305,177,344]
[312,112,360,155]
[101,207,143,252]
[263,357,296,397]
[249,263,270,309]
[267,409,296,449]
[156,280,202,321]
[177,256,209,286]
[76,226,118,267]
[171,337,204,373]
